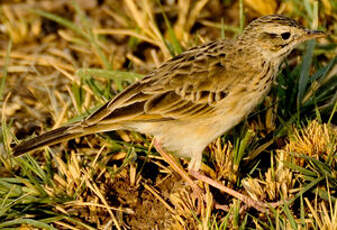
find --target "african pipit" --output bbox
[12,15,325,211]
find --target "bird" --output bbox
[12,15,325,211]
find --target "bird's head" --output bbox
[239,15,325,59]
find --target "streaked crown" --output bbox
[239,15,325,59]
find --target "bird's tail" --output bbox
[12,124,85,157]
[12,119,123,157]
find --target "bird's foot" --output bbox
[152,139,281,213]
[189,170,281,213]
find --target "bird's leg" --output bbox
[153,140,280,213]
[153,139,203,206]
[189,170,281,213]
[153,139,195,185]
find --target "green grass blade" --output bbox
[156,0,182,56]
[233,129,254,167]
[283,161,317,177]
[298,40,315,107]
[0,218,56,229]
[295,153,332,176]
[317,188,337,202]
[31,9,87,38]
[303,0,313,21]
[283,194,298,230]
[288,177,323,203]
[72,1,112,71]
[84,77,105,100]
[0,40,12,101]
[71,82,84,112]
[158,2,182,55]
[77,68,144,99]
[220,18,225,39]
[311,56,337,82]
[239,0,245,32]
[328,98,337,124]
[300,194,305,228]
[77,68,144,83]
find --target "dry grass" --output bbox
[0,0,337,229]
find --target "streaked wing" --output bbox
[85,39,242,124]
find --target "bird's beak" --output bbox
[303,29,326,40]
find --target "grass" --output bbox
[0,0,337,229]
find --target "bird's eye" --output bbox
[281,32,291,40]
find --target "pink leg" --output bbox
[153,139,203,196]
[153,139,280,213]
[190,170,281,213]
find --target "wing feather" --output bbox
[85,39,241,124]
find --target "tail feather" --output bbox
[12,122,122,157]
[12,125,82,157]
